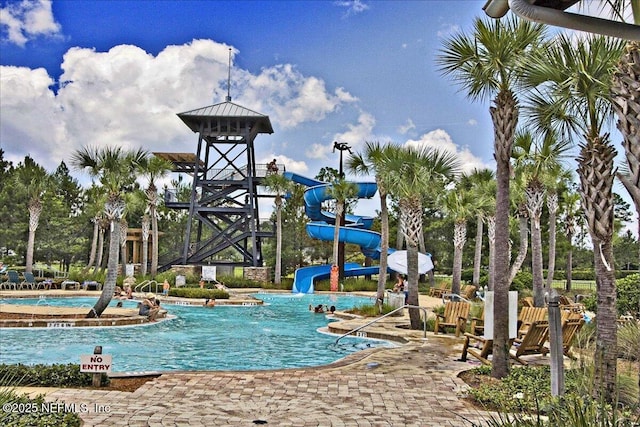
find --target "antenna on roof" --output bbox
[225,48,232,102]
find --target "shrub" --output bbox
[582,293,597,313]
[217,275,265,288]
[510,270,532,292]
[314,277,379,292]
[168,288,229,299]
[0,363,108,387]
[461,268,475,283]
[571,269,595,281]
[466,363,640,421]
[478,395,640,427]
[617,273,640,317]
[346,303,396,317]
[467,365,585,413]
[0,391,81,427]
[618,322,639,361]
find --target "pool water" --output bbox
[0,293,391,372]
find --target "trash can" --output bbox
[175,275,186,287]
[387,292,405,315]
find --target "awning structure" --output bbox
[152,152,204,173]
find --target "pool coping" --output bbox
[0,291,266,328]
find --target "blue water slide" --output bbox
[284,172,382,293]
[291,262,380,293]
[306,222,380,249]
[283,172,325,188]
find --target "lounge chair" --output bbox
[434,301,470,337]
[520,297,535,307]
[469,306,485,336]
[557,317,584,359]
[1,270,20,290]
[21,272,37,290]
[518,306,548,338]
[461,332,493,365]
[558,295,585,313]
[510,320,550,365]
[428,282,449,298]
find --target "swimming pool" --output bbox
[0,293,392,372]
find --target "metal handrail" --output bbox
[334,304,430,345]
[134,280,158,294]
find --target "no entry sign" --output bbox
[80,354,112,373]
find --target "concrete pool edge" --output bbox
[0,290,266,328]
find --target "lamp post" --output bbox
[332,142,352,279]
[333,141,352,178]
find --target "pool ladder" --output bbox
[334,304,430,345]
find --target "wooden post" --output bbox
[92,346,103,388]
[548,294,564,396]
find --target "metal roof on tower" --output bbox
[177,101,274,134]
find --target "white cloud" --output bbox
[0,0,61,46]
[332,111,376,150]
[334,0,369,17]
[0,65,65,166]
[305,143,331,160]
[398,118,416,135]
[437,23,459,39]
[303,111,376,161]
[403,129,489,175]
[1,39,359,172]
[237,64,357,129]
[467,118,478,126]
[261,154,308,174]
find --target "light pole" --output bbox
[333,141,352,178]
[332,141,352,279]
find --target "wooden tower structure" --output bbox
[157,100,275,268]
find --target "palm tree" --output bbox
[119,218,129,267]
[81,185,106,274]
[523,34,626,401]
[140,213,150,277]
[544,167,573,291]
[437,16,546,378]
[512,130,571,306]
[263,173,293,285]
[605,2,640,253]
[347,141,394,308]
[459,169,495,288]
[560,189,582,291]
[14,156,49,274]
[508,174,530,285]
[94,217,107,272]
[380,145,459,329]
[326,179,358,270]
[138,155,173,277]
[72,146,147,318]
[442,186,476,296]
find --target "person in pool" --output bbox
[313,304,324,313]
[139,293,160,322]
[204,298,215,307]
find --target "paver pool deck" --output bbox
[2,290,504,426]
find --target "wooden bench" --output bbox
[434,301,470,337]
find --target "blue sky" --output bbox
[0,0,492,176]
[0,0,635,228]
